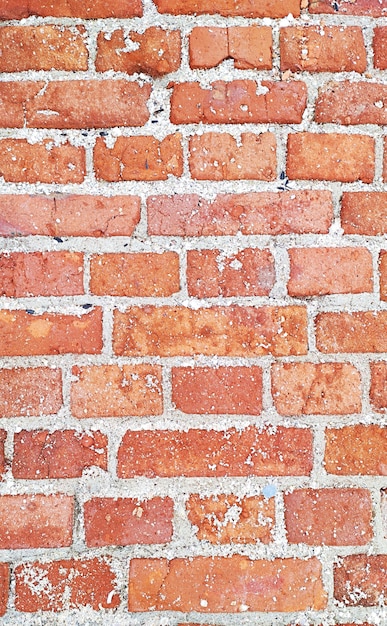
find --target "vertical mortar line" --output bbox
[374,132,385,184]
[321,545,335,612]
[354,353,372,416]
[83,252,91,295]
[102,300,114,359]
[306,300,318,355]
[181,126,191,180]
[372,240,382,302]
[84,134,97,186]
[273,485,287,549]
[276,126,289,181]
[310,422,327,484]
[371,485,383,552]
[271,19,281,77]
[162,361,173,421]
[363,24,375,73]
[179,244,188,299]
[261,356,274,412]
[61,359,73,424]
[84,22,97,74]
[270,244,290,300]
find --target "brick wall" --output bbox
[0,0,386,624]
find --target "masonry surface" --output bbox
[0,0,386,624]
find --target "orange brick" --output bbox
[334,555,387,606]
[341,192,387,235]
[0,0,142,19]
[0,495,73,549]
[316,311,387,353]
[280,26,366,73]
[370,361,387,412]
[186,494,275,544]
[0,139,85,184]
[374,27,387,69]
[147,190,333,236]
[0,308,102,356]
[272,363,362,415]
[90,252,180,296]
[113,306,308,357]
[153,0,301,17]
[0,564,9,617]
[0,368,62,417]
[381,250,387,302]
[325,425,387,475]
[0,195,140,238]
[172,366,263,414]
[71,364,163,418]
[189,132,276,181]
[189,26,272,70]
[284,489,373,546]
[309,0,387,16]
[13,430,108,479]
[0,252,84,297]
[84,497,173,547]
[94,134,182,182]
[287,133,375,183]
[118,426,313,478]
[316,82,387,125]
[288,247,373,296]
[15,558,120,612]
[171,81,306,124]
[96,27,181,76]
[128,556,326,611]
[187,248,275,297]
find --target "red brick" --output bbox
[189,26,272,70]
[280,27,366,73]
[381,251,387,301]
[374,27,387,70]
[0,308,102,357]
[272,363,362,415]
[316,82,387,125]
[370,361,387,412]
[0,495,73,549]
[0,368,62,417]
[316,311,387,353]
[171,81,306,124]
[13,430,108,479]
[189,132,276,181]
[186,494,275,544]
[15,558,120,612]
[0,252,84,297]
[147,190,333,236]
[90,252,180,297]
[288,247,373,296]
[287,133,375,183]
[118,426,313,478]
[325,425,387,475]
[334,555,387,606]
[284,489,373,546]
[0,139,85,184]
[84,497,173,547]
[0,26,88,72]
[0,564,9,616]
[187,248,275,297]
[96,27,181,76]
[0,195,140,238]
[172,366,263,415]
[309,0,387,16]
[94,134,182,182]
[113,306,308,357]
[0,0,142,19]
[71,364,162,418]
[153,0,301,17]
[128,556,326,612]
[341,192,387,235]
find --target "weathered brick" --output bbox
[153,0,301,17]
[287,133,375,183]
[0,368,62,417]
[171,81,306,124]
[341,192,387,235]
[186,494,275,544]
[96,27,181,76]
[272,363,362,415]
[0,309,102,357]
[284,489,373,546]
[380,251,387,301]
[316,311,387,353]
[0,0,142,19]
[113,306,308,357]
[15,558,120,612]
[71,364,162,418]
[90,252,180,297]
[172,366,263,414]
[288,247,373,296]
[84,497,173,547]
[0,564,9,617]
[315,82,387,125]
[0,495,73,549]
[189,132,276,180]
[280,27,366,73]
[370,361,387,412]
[94,134,182,182]
[128,556,326,611]
[0,252,84,297]
[309,0,387,16]
[325,425,387,475]
[187,248,275,297]
[147,191,333,236]
[13,430,108,479]
[334,555,387,606]
[118,426,313,478]
[374,27,387,70]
